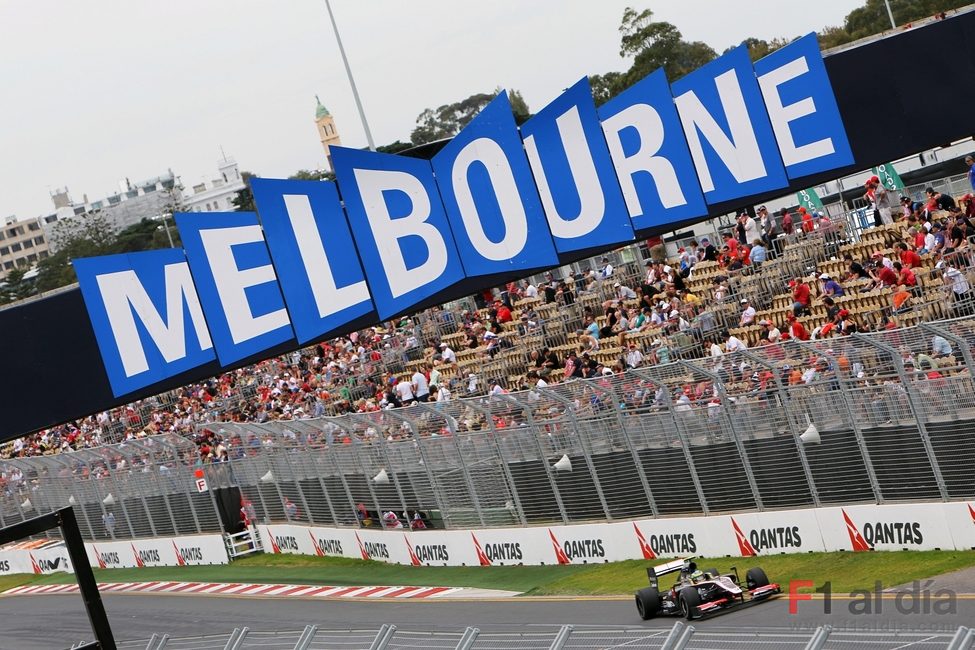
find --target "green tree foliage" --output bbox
[845,0,969,38]
[231,171,258,212]
[410,89,532,145]
[376,140,414,155]
[588,8,717,103]
[289,169,332,181]
[0,267,34,304]
[34,211,116,293]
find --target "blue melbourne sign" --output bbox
[74,35,853,396]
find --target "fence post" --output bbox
[660,622,686,650]
[858,334,949,502]
[367,624,396,650]
[946,625,973,650]
[680,361,764,511]
[548,625,574,650]
[500,393,569,524]
[542,390,613,521]
[603,381,658,517]
[740,349,820,508]
[802,625,832,650]
[454,627,480,650]
[797,342,885,504]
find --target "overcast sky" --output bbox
[0,0,863,220]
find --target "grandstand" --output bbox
[2,170,975,537]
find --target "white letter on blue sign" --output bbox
[431,91,557,277]
[598,68,707,232]
[251,177,375,345]
[672,45,788,204]
[332,145,466,320]
[754,33,854,178]
[175,211,295,366]
[74,249,216,397]
[520,78,633,254]
[97,263,211,377]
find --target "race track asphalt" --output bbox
[1,592,973,650]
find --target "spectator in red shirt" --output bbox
[896,242,922,268]
[872,262,899,288]
[787,314,809,341]
[495,302,513,324]
[799,208,814,233]
[893,262,917,287]
[792,278,811,316]
[780,208,794,235]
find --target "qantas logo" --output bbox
[266,528,282,554]
[132,544,145,568]
[93,545,107,569]
[29,553,41,575]
[0,560,9,572]
[842,509,872,551]
[404,536,421,566]
[354,532,370,560]
[731,517,758,556]
[93,546,120,568]
[172,543,204,565]
[133,546,160,567]
[968,503,975,524]
[472,534,491,566]
[632,523,656,560]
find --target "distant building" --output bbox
[0,215,50,279]
[178,157,246,213]
[315,95,342,170]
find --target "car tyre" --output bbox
[678,586,701,620]
[635,587,660,620]
[746,567,770,590]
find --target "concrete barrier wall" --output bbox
[259,501,975,567]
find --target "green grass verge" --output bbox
[3,551,975,596]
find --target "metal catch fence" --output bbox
[111,623,975,650]
[3,315,975,538]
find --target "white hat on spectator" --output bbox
[740,298,749,304]
[819,273,830,279]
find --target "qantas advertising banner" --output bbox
[0,542,73,576]
[259,501,975,567]
[70,34,856,398]
[83,534,228,570]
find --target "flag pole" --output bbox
[323,0,376,151]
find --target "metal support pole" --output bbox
[673,625,696,650]
[803,625,832,650]
[680,361,764,510]
[292,625,319,650]
[454,627,480,650]
[548,625,574,650]
[660,622,686,650]
[947,626,975,650]
[798,342,885,504]
[367,624,396,650]
[222,628,248,650]
[884,0,897,29]
[500,393,569,524]
[858,334,950,501]
[739,349,820,507]
[322,0,376,151]
[544,390,613,521]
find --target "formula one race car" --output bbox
[635,557,780,620]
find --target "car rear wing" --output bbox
[646,557,695,588]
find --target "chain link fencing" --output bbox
[109,623,973,650]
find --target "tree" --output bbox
[0,267,34,304]
[114,219,169,253]
[728,37,794,61]
[844,0,969,38]
[410,89,532,145]
[34,211,117,292]
[588,8,717,103]
[376,140,414,155]
[289,169,332,181]
[231,171,258,212]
